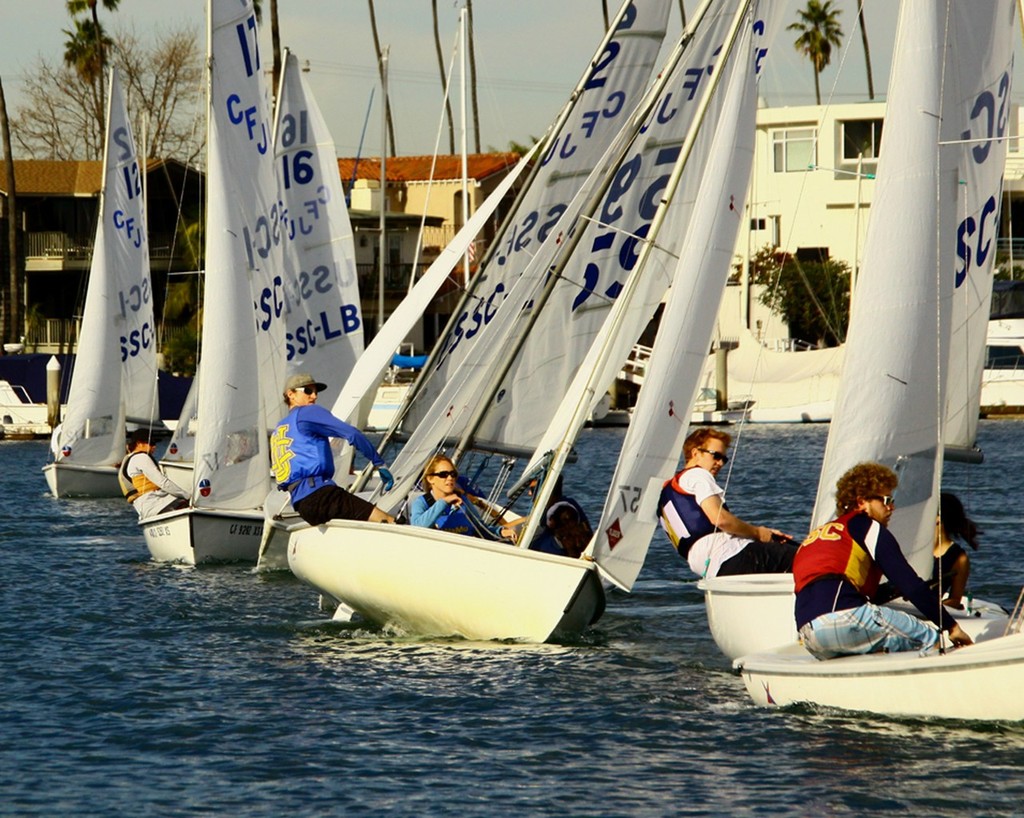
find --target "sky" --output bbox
[1,1,912,159]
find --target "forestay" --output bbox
[54,66,157,469]
[191,0,285,510]
[809,0,1015,576]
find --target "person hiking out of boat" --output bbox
[118,429,190,520]
[658,427,796,578]
[410,454,518,542]
[527,474,592,558]
[271,373,395,526]
[794,462,973,660]
[931,491,979,611]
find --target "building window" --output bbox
[750,217,766,230]
[840,118,883,161]
[772,128,816,172]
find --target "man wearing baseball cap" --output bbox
[271,372,395,525]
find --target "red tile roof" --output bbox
[337,152,521,184]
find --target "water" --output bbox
[4,423,1024,817]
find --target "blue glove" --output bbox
[379,467,394,492]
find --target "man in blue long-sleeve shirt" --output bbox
[793,462,972,660]
[271,373,395,526]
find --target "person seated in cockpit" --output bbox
[409,454,518,542]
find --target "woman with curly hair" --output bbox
[793,462,972,660]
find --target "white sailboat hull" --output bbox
[288,521,606,642]
[699,573,798,659]
[140,507,264,565]
[159,461,194,488]
[42,462,121,498]
[256,514,307,572]
[735,629,1024,721]
[701,572,1009,659]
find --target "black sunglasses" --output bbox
[429,469,458,480]
[696,447,728,464]
[299,385,318,395]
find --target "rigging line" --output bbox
[408,27,462,294]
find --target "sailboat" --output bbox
[733,0,1024,722]
[139,0,285,564]
[254,48,368,571]
[287,0,776,642]
[699,0,1015,662]
[259,0,675,569]
[43,67,160,498]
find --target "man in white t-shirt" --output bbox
[658,428,797,578]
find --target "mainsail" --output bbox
[810,0,1015,575]
[274,49,364,383]
[54,66,157,470]
[191,0,285,510]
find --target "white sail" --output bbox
[404,0,674,430]
[475,1,746,455]
[378,0,744,507]
[162,375,197,465]
[590,5,771,590]
[942,7,1015,453]
[274,50,363,387]
[810,0,1015,575]
[54,66,155,469]
[191,0,284,511]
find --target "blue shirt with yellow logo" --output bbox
[271,404,384,504]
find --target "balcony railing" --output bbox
[25,231,185,264]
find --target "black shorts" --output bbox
[717,540,798,576]
[293,485,376,526]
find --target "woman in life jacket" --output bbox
[409,454,518,542]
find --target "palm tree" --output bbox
[787,0,843,105]
[269,0,282,112]
[63,17,110,141]
[432,0,456,154]
[367,0,396,156]
[65,0,121,124]
[856,3,875,100]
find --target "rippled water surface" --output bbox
[4,423,1024,816]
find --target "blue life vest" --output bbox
[658,469,718,558]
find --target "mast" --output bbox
[378,47,389,337]
[459,7,470,287]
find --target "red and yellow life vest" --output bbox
[793,509,882,596]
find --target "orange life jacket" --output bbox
[118,452,162,504]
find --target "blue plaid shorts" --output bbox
[799,602,940,660]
